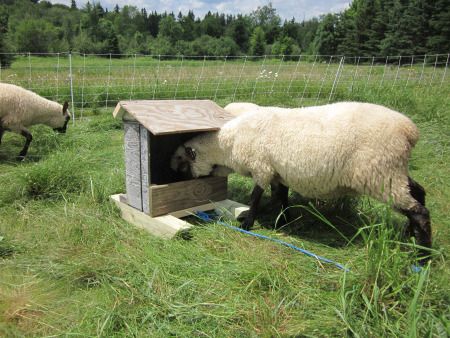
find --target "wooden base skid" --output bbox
[110,194,248,239]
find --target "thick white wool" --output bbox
[175,102,420,210]
[0,83,66,132]
[224,102,261,116]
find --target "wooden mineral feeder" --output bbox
[110,100,248,238]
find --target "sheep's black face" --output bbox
[54,101,70,133]
[54,114,70,133]
[170,146,197,180]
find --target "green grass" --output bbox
[0,64,449,336]
[2,54,448,111]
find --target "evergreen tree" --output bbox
[158,15,182,43]
[226,15,251,52]
[147,11,161,37]
[250,3,281,44]
[249,26,266,56]
[427,0,450,53]
[201,12,224,38]
[0,6,13,66]
[380,0,431,56]
[70,0,77,10]
[179,10,196,41]
[311,14,340,56]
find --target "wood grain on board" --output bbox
[113,100,235,135]
[150,176,228,216]
[124,122,143,211]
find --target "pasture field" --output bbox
[1,54,448,111]
[0,57,449,337]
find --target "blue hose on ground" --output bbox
[195,211,350,272]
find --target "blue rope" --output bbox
[195,211,350,272]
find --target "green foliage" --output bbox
[0,5,13,66]
[148,36,176,56]
[271,36,299,56]
[13,19,58,53]
[158,15,183,44]
[0,0,447,57]
[250,2,281,44]
[189,35,239,56]
[249,27,266,56]
[311,14,341,56]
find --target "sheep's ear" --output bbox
[62,101,69,114]
[185,147,196,161]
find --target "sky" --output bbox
[49,0,351,21]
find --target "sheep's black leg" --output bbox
[240,184,264,231]
[0,127,4,145]
[408,176,426,206]
[401,204,432,265]
[18,129,32,160]
[275,183,291,226]
[404,177,427,239]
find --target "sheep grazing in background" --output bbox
[0,83,71,159]
[171,102,432,263]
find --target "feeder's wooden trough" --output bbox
[111,100,248,238]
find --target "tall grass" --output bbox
[0,61,449,336]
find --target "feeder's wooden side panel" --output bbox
[150,177,228,217]
[124,122,143,211]
[140,126,150,214]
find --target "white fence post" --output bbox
[28,52,32,89]
[418,54,427,86]
[252,55,267,100]
[130,53,137,100]
[232,56,247,101]
[105,53,112,108]
[174,54,184,99]
[195,56,206,99]
[69,51,75,124]
[287,55,302,96]
[299,54,318,104]
[152,55,161,99]
[214,56,227,101]
[328,56,344,102]
[441,53,449,87]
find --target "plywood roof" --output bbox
[113,100,235,135]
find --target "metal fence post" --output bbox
[328,56,344,102]
[441,54,449,87]
[28,52,32,89]
[252,55,267,100]
[69,51,75,124]
[214,55,228,101]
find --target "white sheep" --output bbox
[224,102,292,116]
[0,83,71,159]
[224,102,261,116]
[171,101,432,262]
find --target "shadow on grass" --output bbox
[228,182,406,249]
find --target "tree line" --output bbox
[0,0,449,66]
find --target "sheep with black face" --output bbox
[0,83,70,159]
[171,101,432,263]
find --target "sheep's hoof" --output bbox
[16,155,26,162]
[240,219,254,231]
